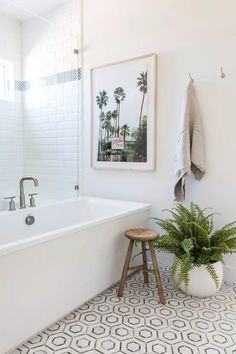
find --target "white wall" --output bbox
[22,0,80,200]
[0,13,23,207]
[82,0,236,281]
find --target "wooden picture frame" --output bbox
[91,53,157,171]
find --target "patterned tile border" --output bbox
[14,68,81,91]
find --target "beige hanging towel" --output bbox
[174,81,205,202]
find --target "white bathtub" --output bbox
[0,197,150,353]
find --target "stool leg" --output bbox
[148,241,166,305]
[117,240,134,297]
[142,242,149,284]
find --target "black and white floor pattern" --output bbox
[12,266,236,354]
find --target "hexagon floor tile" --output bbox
[10,266,236,354]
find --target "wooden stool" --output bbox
[117,228,166,305]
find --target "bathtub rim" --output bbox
[0,196,151,257]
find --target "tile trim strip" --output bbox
[15,68,81,91]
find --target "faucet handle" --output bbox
[28,193,38,208]
[4,196,16,211]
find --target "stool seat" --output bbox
[125,228,159,242]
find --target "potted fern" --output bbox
[153,203,236,297]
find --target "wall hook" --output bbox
[220,66,226,79]
[189,73,194,82]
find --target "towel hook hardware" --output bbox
[220,66,226,79]
[189,73,194,82]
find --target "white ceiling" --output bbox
[0,0,69,21]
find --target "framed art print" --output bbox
[91,53,157,170]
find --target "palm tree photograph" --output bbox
[91,54,156,170]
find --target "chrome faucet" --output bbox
[19,177,39,209]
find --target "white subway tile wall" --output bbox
[23,81,79,199]
[0,0,81,208]
[0,92,23,204]
[0,14,23,208]
[22,0,80,201]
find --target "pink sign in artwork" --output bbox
[112,137,124,150]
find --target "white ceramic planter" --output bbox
[175,261,223,297]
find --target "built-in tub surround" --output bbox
[0,197,150,353]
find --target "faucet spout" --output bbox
[19,177,39,209]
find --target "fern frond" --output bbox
[206,264,220,288]
[158,236,183,256]
[181,239,194,254]
[153,218,184,240]
[210,227,236,246]
[221,221,236,230]
[225,237,236,250]
[176,255,192,290]
[170,257,181,279]
[191,221,210,247]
